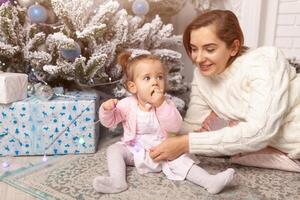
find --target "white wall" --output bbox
[171,2,197,83]
[274,0,300,61]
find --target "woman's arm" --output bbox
[149,134,189,161]
[151,47,292,159]
[150,112,239,161]
[181,69,212,132]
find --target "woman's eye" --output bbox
[191,48,197,52]
[143,76,150,81]
[206,48,215,53]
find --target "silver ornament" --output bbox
[27,4,48,24]
[27,82,35,96]
[132,0,149,16]
[35,84,54,100]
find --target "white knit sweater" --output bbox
[182,47,300,159]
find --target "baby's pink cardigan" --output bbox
[99,96,182,143]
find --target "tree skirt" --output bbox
[0,137,299,200]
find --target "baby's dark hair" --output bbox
[117,51,164,85]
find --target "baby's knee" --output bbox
[107,143,123,153]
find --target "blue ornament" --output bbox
[27,4,48,23]
[132,0,149,16]
[60,42,81,61]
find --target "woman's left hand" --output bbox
[149,135,189,162]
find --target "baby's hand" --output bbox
[150,88,165,107]
[102,99,118,111]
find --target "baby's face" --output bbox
[131,59,166,105]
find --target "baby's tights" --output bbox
[93,143,234,194]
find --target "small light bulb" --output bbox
[79,137,85,144]
[42,154,48,162]
[2,161,9,168]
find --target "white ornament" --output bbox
[190,0,213,12]
[18,0,36,7]
[132,0,149,16]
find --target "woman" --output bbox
[149,10,300,163]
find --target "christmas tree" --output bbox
[0,0,188,110]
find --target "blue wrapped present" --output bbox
[0,91,100,156]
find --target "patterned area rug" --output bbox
[0,136,300,200]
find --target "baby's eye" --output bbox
[143,76,150,81]
[156,75,163,80]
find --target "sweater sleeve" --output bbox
[181,69,212,133]
[99,99,126,128]
[156,98,183,133]
[189,47,291,156]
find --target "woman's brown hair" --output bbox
[183,10,248,65]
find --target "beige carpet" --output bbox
[0,136,300,200]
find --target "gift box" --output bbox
[0,91,100,156]
[0,72,28,104]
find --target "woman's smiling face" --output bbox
[190,24,237,76]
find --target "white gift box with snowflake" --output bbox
[0,91,100,156]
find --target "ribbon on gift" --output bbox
[0,91,98,156]
[43,100,95,154]
[28,97,45,154]
[27,93,96,155]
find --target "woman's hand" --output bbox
[149,134,189,162]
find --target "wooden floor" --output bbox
[0,156,42,200]
[0,183,37,200]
